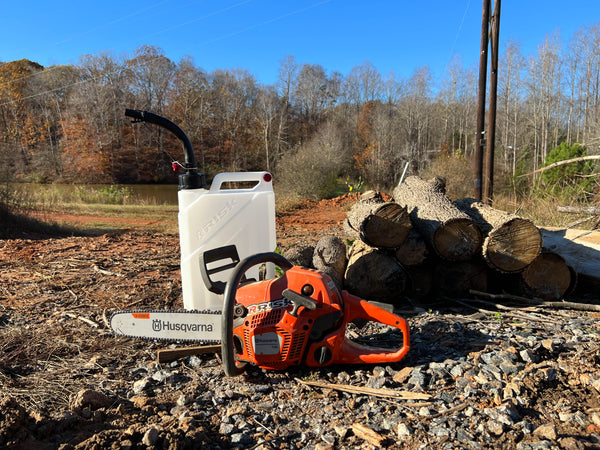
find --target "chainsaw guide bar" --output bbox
[109,309,222,344]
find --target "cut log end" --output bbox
[344,241,408,301]
[433,218,483,261]
[522,252,571,300]
[484,219,542,272]
[362,203,411,248]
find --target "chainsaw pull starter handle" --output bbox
[283,288,317,316]
[221,252,293,377]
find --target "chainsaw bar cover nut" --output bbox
[233,304,246,318]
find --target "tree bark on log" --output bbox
[395,229,428,266]
[454,198,542,273]
[312,235,347,290]
[521,251,572,301]
[282,245,315,268]
[345,190,412,248]
[392,176,483,261]
[344,240,409,302]
[405,264,433,300]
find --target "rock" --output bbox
[397,423,412,437]
[70,389,112,410]
[520,349,539,363]
[177,394,192,406]
[283,245,315,268]
[559,436,586,449]
[132,379,150,394]
[517,442,554,450]
[230,432,252,446]
[152,370,172,383]
[487,419,505,436]
[334,425,350,439]
[187,355,203,368]
[142,427,160,446]
[131,395,153,408]
[408,367,428,389]
[533,423,557,440]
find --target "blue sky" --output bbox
[1,0,598,85]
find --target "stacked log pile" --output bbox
[299,175,595,305]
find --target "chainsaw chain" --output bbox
[110,308,222,345]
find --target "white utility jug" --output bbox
[178,172,277,311]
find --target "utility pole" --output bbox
[473,0,490,201]
[484,0,501,205]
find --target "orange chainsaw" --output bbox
[220,252,410,376]
[111,250,410,376]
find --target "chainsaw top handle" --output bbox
[221,252,293,377]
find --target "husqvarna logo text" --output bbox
[151,320,213,333]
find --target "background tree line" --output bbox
[1,22,599,199]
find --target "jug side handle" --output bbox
[210,172,273,192]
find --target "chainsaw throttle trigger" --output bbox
[282,288,317,316]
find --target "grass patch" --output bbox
[492,193,597,230]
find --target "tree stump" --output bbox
[392,176,483,261]
[345,190,412,248]
[344,240,409,302]
[312,235,347,290]
[454,198,542,273]
[521,251,572,300]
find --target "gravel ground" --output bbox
[1,202,600,448]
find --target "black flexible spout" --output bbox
[125,109,206,189]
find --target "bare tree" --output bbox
[498,39,525,175]
[398,66,434,171]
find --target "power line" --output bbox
[442,0,472,78]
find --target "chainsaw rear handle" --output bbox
[221,252,293,377]
[125,109,206,190]
[308,292,410,366]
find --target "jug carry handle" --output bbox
[200,245,252,295]
[334,292,410,366]
[210,172,273,192]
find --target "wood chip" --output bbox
[352,423,384,447]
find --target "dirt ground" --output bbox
[1,194,600,449]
